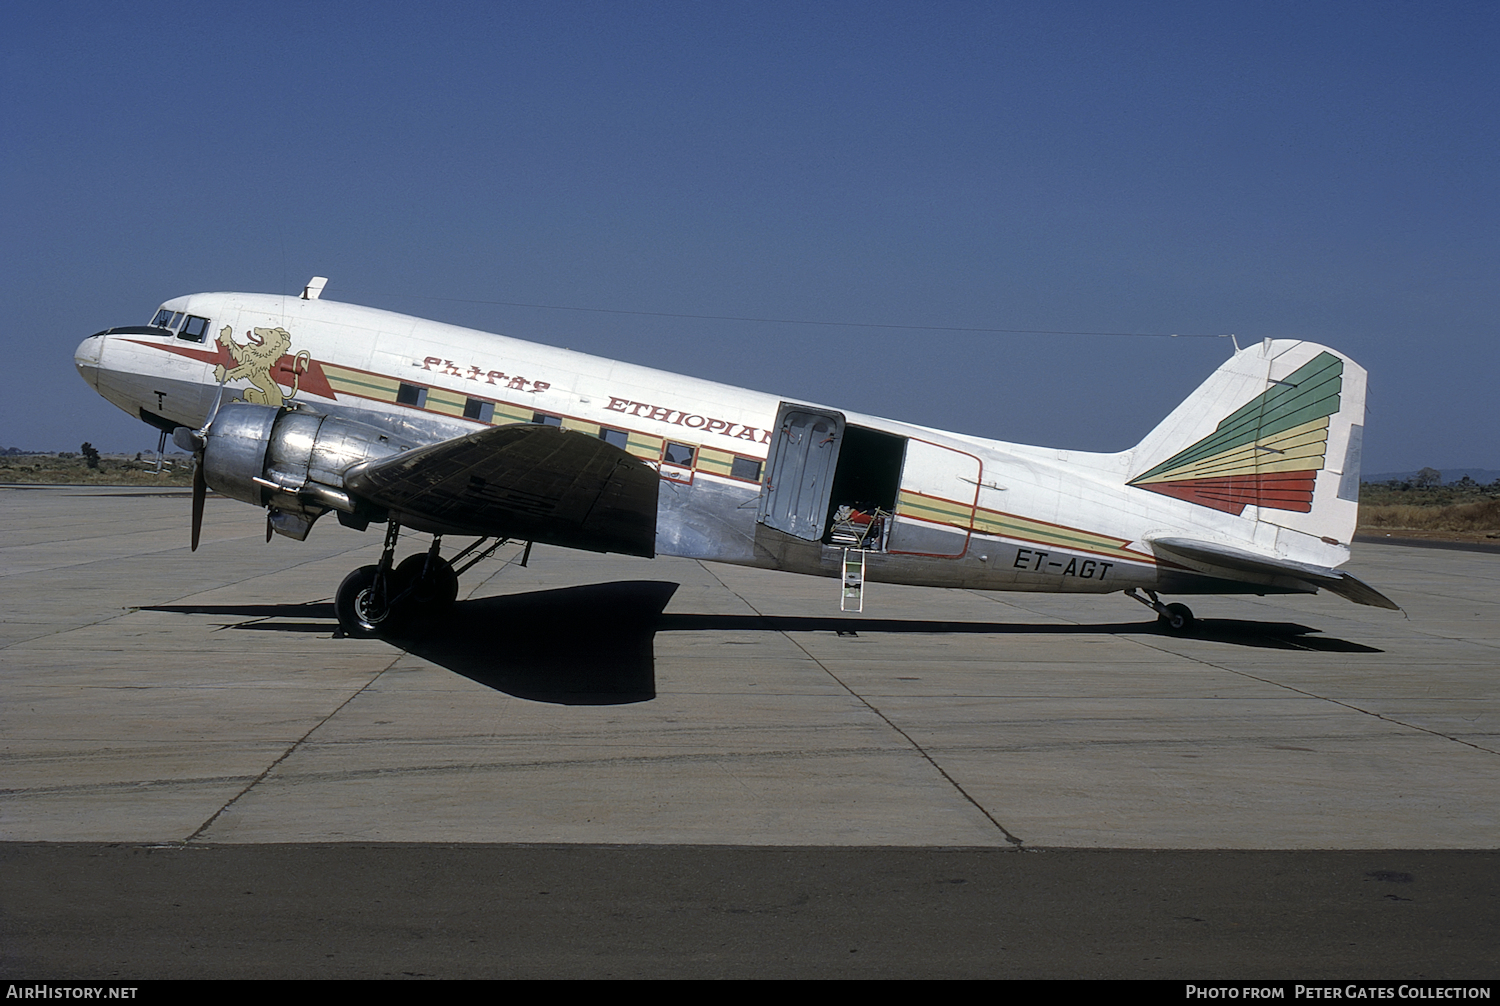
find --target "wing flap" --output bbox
[345,424,659,557]
[1150,536,1400,610]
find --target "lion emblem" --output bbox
[213,326,309,406]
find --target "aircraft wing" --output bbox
[344,424,659,557]
[1150,537,1400,610]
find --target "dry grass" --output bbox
[0,456,194,486]
[1359,498,1500,533]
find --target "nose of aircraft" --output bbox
[74,333,105,389]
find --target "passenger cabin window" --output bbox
[664,442,695,466]
[464,398,494,423]
[598,428,629,449]
[396,383,428,408]
[532,412,562,426]
[732,457,763,482]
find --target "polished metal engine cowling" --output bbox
[202,402,413,518]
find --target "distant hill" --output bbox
[1365,469,1500,485]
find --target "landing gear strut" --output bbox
[335,520,405,638]
[1125,588,1197,634]
[333,525,511,638]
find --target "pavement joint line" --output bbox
[183,651,405,843]
[171,538,528,839]
[0,774,263,799]
[1376,620,1500,653]
[462,542,532,597]
[696,561,1027,849]
[0,526,243,551]
[972,582,1499,653]
[1123,636,1500,758]
[213,614,279,631]
[963,586,1500,759]
[0,532,269,578]
[1,745,933,799]
[962,588,1091,622]
[0,539,379,653]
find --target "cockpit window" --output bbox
[178,316,209,343]
[147,308,210,341]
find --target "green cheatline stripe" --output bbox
[901,496,1138,556]
[900,499,972,524]
[973,514,1123,552]
[1133,352,1342,482]
[901,493,971,513]
[329,373,398,395]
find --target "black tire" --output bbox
[335,564,388,638]
[1158,602,1196,634]
[393,553,459,609]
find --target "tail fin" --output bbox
[1126,339,1365,546]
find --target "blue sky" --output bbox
[4,1,1495,471]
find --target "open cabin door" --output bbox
[887,439,981,557]
[757,404,845,541]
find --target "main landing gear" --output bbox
[1125,588,1197,634]
[334,521,510,638]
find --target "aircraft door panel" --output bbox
[757,403,846,541]
[888,439,981,557]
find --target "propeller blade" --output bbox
[185,380,228,553]
[190,452,206,551]
[266,512,274,542]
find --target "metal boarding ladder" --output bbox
[840,548,866,612]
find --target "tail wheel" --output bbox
[1159,602,1196,634]
[335,564,387,638]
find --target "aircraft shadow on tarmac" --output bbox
[141,580,1381,706]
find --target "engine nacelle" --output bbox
[194,402,417,538]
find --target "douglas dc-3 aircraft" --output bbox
[73,277,1398,637]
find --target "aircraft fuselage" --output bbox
[75,289,1365,604]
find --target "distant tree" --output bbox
[1414,467,1442,488]
[80,442,100,469]
[1457,475,1478,489]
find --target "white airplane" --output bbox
[74,277,1398,637]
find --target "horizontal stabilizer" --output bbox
[1150,537,1400,610]
[345,424,659,557]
